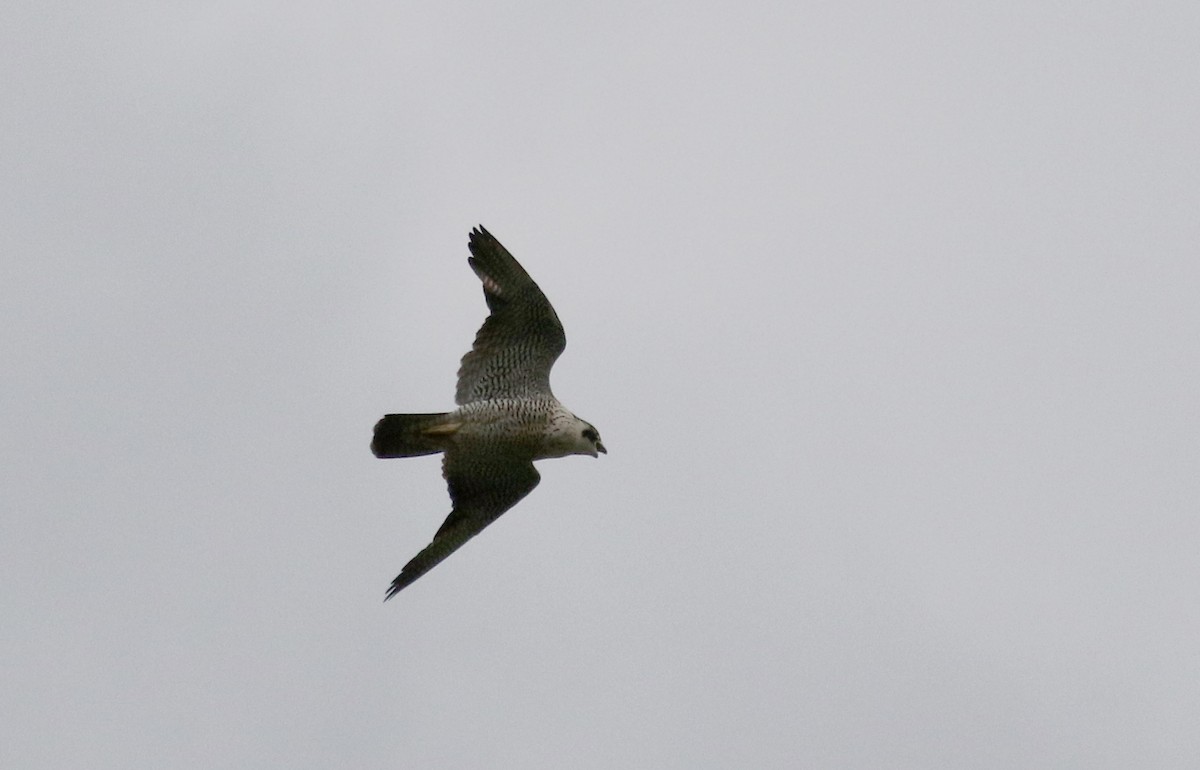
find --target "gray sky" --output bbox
[4,2,1199,768]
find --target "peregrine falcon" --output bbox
[371,226,605,599]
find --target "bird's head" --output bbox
[543,414,607,459]
[579,423,607,458]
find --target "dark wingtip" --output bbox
[466,226,490,262]
[468,225,491,247]
[383,577,405,602]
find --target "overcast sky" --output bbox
[4,2,1199,768]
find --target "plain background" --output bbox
[4,2,1198,767]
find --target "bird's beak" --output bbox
[596,442,607,455]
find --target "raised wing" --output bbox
[455,226,566,405]
[383,451,541,599]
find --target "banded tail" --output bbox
[371,413,459,458]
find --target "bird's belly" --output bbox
[452,400,554,457]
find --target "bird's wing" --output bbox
[384,450,541,599]
[455,226,566,405]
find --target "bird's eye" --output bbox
[582,428,597,441]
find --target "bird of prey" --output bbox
[371,226,605,599]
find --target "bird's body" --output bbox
[372,227,604,599]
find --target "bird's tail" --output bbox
[371,413,459,458]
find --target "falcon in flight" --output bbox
[371,226,605,599]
